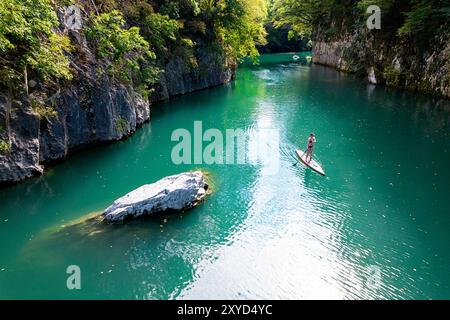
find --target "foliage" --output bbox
[199,0,268,62]
[86,10,158,84]
[30,97,58,119]
[397,0,450,37]
[272,0,333,39]
[159,0,201,18]
[0,0,271,98]
[117,0,182,56]
[272,0,450,42]
[0,139,11,154]
[0,0,72,90]
[260,22,310,53]
[115,117,129,134]
[140,13,180,54]
[383,66,402,87]
[27,34,73,81]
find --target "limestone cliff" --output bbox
[312,27,450,98]
[0,30,234,185]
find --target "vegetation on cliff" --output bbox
[1,0,448,106]
[0,0,73,95]
[0,0,268,101]
[0,0,272,181]
[272,0,450,41]
[272,0,450,96]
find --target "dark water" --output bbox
[0,53,449,299]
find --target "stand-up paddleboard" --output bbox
[295,149,325,176]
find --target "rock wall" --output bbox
[0,36,234,186]
[312,36,355,72]
[312,28,450,98]
[153,53,234,102]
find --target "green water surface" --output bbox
[0,53,449,299]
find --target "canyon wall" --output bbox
[0,30,234,185]
[312,27,450,98]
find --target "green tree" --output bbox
[199,0,267,61]
[397,0,450,38]
[140,13,180,55]
[86,10,159,86]
[272,0,450,42]
[272,0,334,39]
[0,0,72,92]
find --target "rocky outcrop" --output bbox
[38,78,150,163]
[0,98,43,182]
[102,171,208,222]
[312,28,450,98]
[312,36,355,72]
[153,52,234,101]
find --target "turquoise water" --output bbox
[0,53,449,299]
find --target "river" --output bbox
[0,53,449,299]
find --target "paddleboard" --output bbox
[295,149,325,176]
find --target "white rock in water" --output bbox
[102,171,208,222]
[368,66,377,84]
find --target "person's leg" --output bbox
[306,148,311,162]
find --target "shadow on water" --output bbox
[19,170,217,267]
[19,209,192,262]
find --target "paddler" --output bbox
[304,133,316,163]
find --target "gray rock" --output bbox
[312,26,450,98]
[0,97,43,183]
[152,48,235,102]
[368,67,377,84]
[102,171,208,222]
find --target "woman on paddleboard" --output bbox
[304,133,316,162]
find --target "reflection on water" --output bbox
[0,53,450,299]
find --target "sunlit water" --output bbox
[1,53,449,299]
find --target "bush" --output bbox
[30,98,58,119]
[141,13,179,54]
[0,0,72,90]
[383,66,402,87]
[115,118,129,134]
[0,139,11,154]
[86,10,158,85]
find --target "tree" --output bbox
[272,0,334,39]
[0,0,72,92]
[86,10,158,87]
[198,0,268,61]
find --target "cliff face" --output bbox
[0,32,234,185]
[312,28,450,98]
